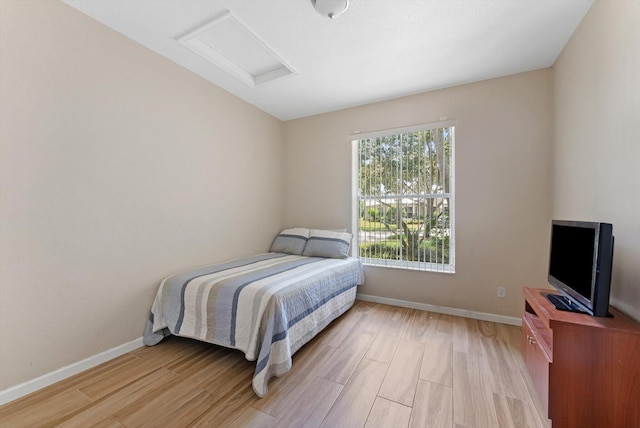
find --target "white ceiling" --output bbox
[62,0,594,121]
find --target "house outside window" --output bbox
[352,121,455,273]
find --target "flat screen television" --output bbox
[547,220,614,317]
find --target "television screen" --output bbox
[547,220,613,316]
[548,224,596,301]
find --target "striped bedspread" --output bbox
[143,253,364,397]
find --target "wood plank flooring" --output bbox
[0,301,550,427]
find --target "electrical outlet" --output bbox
[497,287,506,298]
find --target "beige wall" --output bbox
[0,0,284,390]
[552,0,640,321]
[284,70,553,319]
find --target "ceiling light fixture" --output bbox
[311,0,349,20]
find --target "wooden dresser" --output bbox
[522,287,640,427]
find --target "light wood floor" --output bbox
[0,301,550,427]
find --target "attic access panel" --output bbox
[178,10,297,87]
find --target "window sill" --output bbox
[360,257,455,274]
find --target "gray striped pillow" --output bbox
[302,229,353,259]
[270,228,310,255]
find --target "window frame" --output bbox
[351,120,456,273]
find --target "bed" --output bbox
[143,228,364,397]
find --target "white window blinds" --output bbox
[352,121,455,273]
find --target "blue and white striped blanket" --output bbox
[143,253,364,397]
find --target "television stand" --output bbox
[522,287,640,427]
[543,292,586,314]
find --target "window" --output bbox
[352,121,455,273]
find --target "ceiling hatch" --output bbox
[177,11,297,87]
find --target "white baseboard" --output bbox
[0,337,144,406]
[356,293,522,326]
